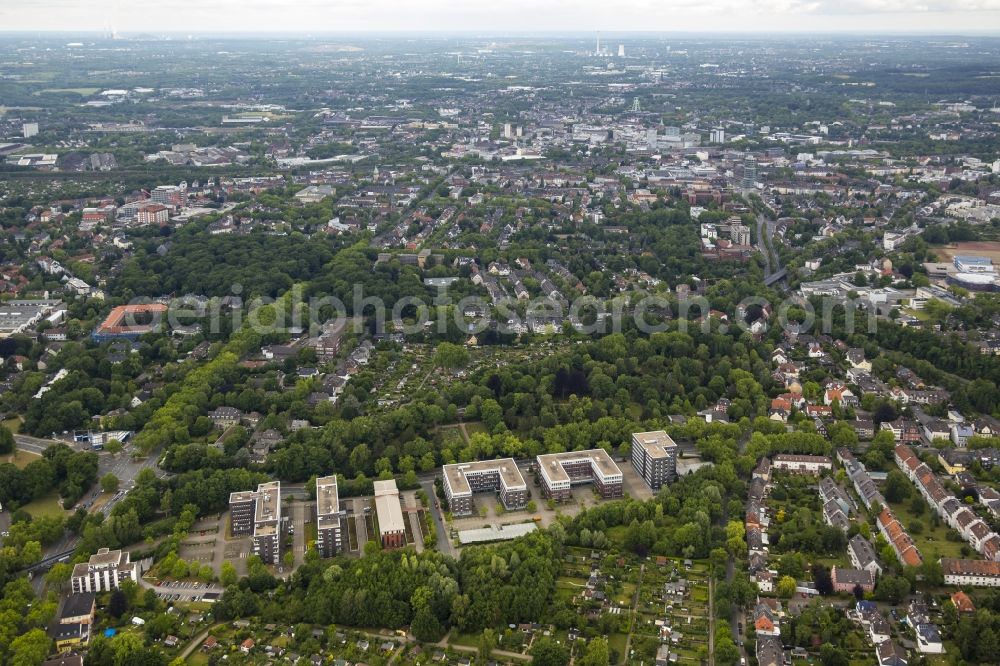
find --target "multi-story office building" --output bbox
[373,479,406,549]
[631,431,678,491]
[315,475,345,558]
[70,548,138,594]
[536,449,623,501]
[150,183,187,208]
[228,481,282,564]
[229,489,258,536]
[442,459,528,516]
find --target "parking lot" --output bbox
[147,578,224,603]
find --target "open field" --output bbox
[2,448,40,469]
[33,87,100,96]
[934,241,1000,263]
[20,490,68,519]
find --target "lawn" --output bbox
[2,448,40,469]
[3,416,23,433]
[607,633,628,664]
[436,426,467,448]
[887,497,969,560]
[449,631,481,648]
[20,490,68,519]
[463,422,489,437]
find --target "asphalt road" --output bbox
[12,433,59,455]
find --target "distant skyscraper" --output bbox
[646,128,658,150]
[743,155,758,188]
[710,128,725,144]
[22,122,38,139]
[631,98,641,113]
[618,44,625,57]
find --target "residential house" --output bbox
[831,567,875,594]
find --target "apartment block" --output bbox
[631,431,678,490]
[442,459,528,516]
[941,558,1000,587]
[771,454,833,475]
[70,548,138,594]
[536,449,623,501]
[228,481,282,564]
[315,475,345,558]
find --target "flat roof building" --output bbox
[315,475,345,558]
[954,255,994,274]
[536,449,623,501]
[631,431,678,491]
[228,481,282,564]
[71,548,138,594]
[442,459,528,516]
[0,299,64,338]
[374,479,406,549]
[457,522,538,545]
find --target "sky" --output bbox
[3,0,1000,35]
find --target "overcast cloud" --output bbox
[2,0,1000,34]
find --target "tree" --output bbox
[108,589,129,618]
[45,562,73,589]
[411,604,443,642]
[10,628,51,666]
[433,342,469,370]
[819,643,849,666]
[579,637,610,666]
[104,439,124,456]
[811,563,833,596]
[874,575,911,605]
[479,628,497,662]
[171,558,189,579]
[101,472,120,493]
[0,426,14,455]
[530,637,569,666]
[883,469,911,503]
[777,575,797,598]
[220,561,238,587]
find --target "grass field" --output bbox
[3,416,23,433]
[463,422,489,437]
[2,448,40,469]
[34,87,100,96]
[21,490,68,519]
[887,498,969,560]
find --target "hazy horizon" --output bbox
[4,0,1000,36]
